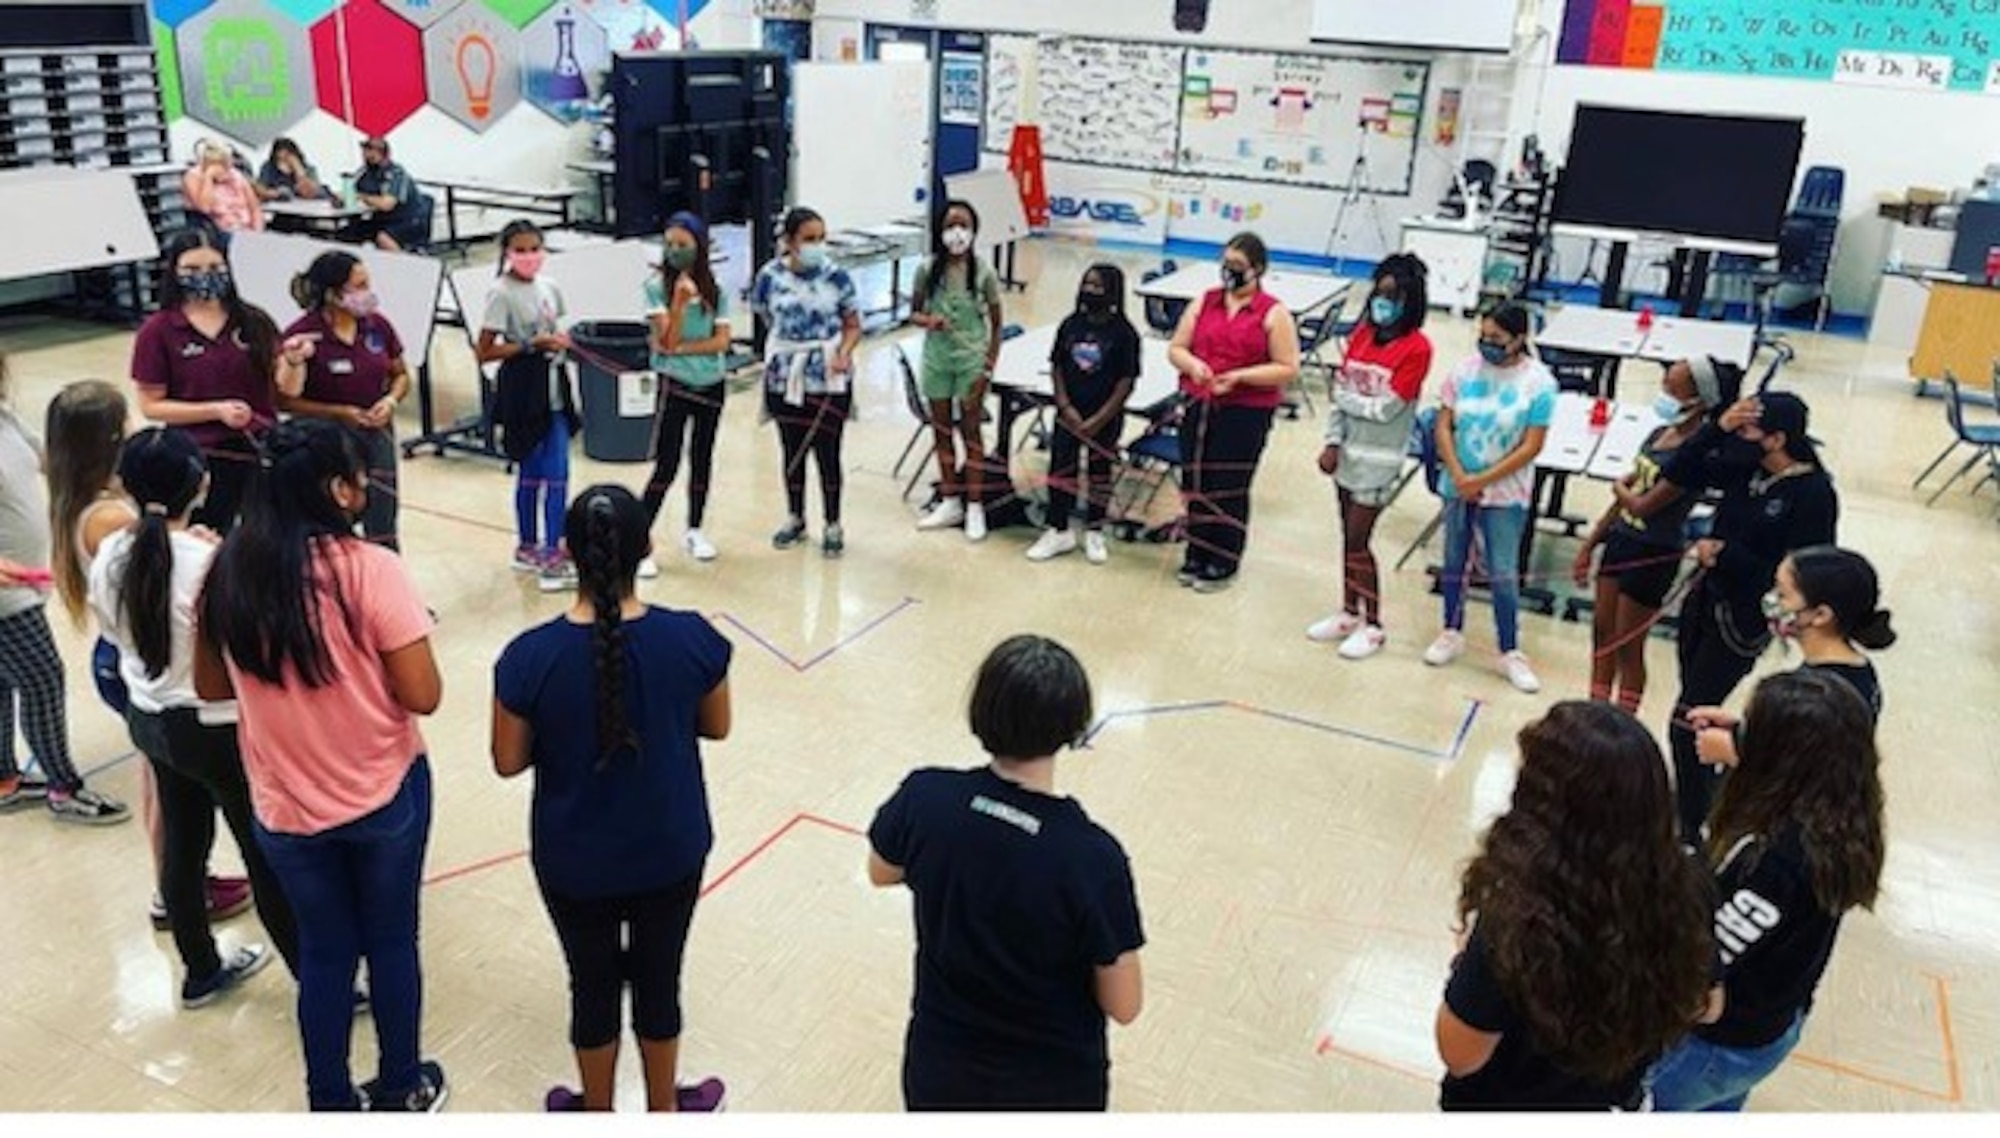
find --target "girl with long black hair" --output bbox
[129,228,313,533]
[1025,263,1139,565]
[282,250,412,549]
[1308,252,1434,660]
[88,427,298,1006]
[195,419,444,1112]
[1650,669,1886,1111]
[639,210,733,574]
[750,206,861,557]
[493,484,731,1113]
[911,198,1004,541]
[1435,701,1713,1110]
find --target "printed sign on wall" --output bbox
[522,3,607,121]
[178,0,317,146]
[424,2,523,131]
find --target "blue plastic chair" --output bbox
[1917,374,2000,505]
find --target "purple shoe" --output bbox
[677,1076,727,1113]
[545,1086,584,1112]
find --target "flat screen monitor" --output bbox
[1553,106,1805,244]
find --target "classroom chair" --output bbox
[1915,374,2000,506]
[1106,398,1187,543]
[1140,260,1187,335]
[892,343,941,501]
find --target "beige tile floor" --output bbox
[0,238,1995,1113]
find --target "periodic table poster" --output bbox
[1558,0,2000,95]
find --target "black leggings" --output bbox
[195,437,259,535]
[128,706,300,981]
[1178,401,1275,575]
[767,390,850,525]
[1047,409,1121,528]
[903,1030,1108,1112]
[645,379,725,529]
[540,870,703,1049]
[1670,575,1769,843]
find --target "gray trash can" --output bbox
[569,320,655,463]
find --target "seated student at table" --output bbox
[339,137,427,252]
[181,138,265,243]
[255,138,336,204]
[1573,356,1742,714]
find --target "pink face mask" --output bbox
[507,249,546,280]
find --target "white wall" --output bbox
[1518,5,2000,312]
[813,0,1323,52]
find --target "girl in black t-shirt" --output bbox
[1650,670,1886,1111]
[1435,702,1712,1111]
[867,635,1145,1111]
[1689,545,1894,767]
[1025,265,1140,566]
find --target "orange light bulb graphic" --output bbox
[456,33,497,120]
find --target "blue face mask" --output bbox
[1654,393,1689,423]
[1477,340,1510,366]
[795,242,829,271]
[1369,296,1402,327]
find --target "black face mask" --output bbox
[1715,434,1768,471]
[1221,265,1253,292]
[1079,290,1112,316]
[178,268,233,302]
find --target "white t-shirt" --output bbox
[87,526,237,723]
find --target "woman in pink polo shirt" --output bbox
[1165,231,1302,593]
[180,139,265,240]
[131,229,311,534]
[194,419,445,1112]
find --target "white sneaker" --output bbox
[1025,528,1078,562]
[1306,611,1363,644]
[1502,651,1542,694]
[684,529,717,561]
[636,557,660,580]
[1338,625,1387,660]
[1083,530,1108,564]
[964,503,988,543]
[1423,630,1466,667]
[916,498,965,531]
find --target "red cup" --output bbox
[1636,304,1655,331]
[1590,396,1611,428]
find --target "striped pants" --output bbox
[0,606,81,792]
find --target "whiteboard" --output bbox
[1311,0,1516,53]
[793,61,933,232]
[944,168,1030,246]
[449,240,661,353]
[228,230,444,361]
[0,167,159,281]
[1177,49,1427,193]
[982,35,1183,172]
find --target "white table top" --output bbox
[419,176,579,199]
[1641,315,1757,369]
[264,198,366,220]
[1550,222,1778,259]
[992,322,1181,409]
[1541,392,1651,478]
[1536,306,1756,369]
[1587,403,1670,481]
[1133,264,1353,316]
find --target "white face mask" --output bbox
[942,225,974,255]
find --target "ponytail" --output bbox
[1852,609,1897,652]
[112,429,207,680]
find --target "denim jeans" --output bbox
[1647,1014,1805,1112]
[515,415,571,552]
[1440,501,1528,653]
[256,757,432,1111]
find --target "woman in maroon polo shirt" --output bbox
[1165,231,1302,593]
[130,229,311,533]
[280,251,412,550]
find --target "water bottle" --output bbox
[339,172,355,208]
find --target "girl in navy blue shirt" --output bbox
[492,485,731,1113]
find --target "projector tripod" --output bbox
[1325,120,1391,267]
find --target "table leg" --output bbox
[1601,241,1630,309]
[1682,249,1714,317]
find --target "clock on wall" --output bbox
[1175,0,1210,34]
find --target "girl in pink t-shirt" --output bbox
[194,419,445,1112]
[182,140,265,235]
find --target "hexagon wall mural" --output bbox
[265,0,338,21]
[153,20,185,122]
[309,0,427,136]
[575,0,670,52]
[177,0,317,146]
[379,0,467,31]
[153,0,216,28]
[424,2,523,131]
[521,3,605,122]
[487,0,555,28]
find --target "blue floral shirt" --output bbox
[750,259,858,394]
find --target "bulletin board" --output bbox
[982,34,1184,172]
[1176,49,1427,192]
[1558,0,2000,95]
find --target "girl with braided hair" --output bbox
[492,484,732,1113]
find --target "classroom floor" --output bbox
[1,238,1995,1113]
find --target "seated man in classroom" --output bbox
[339,136,430,252]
